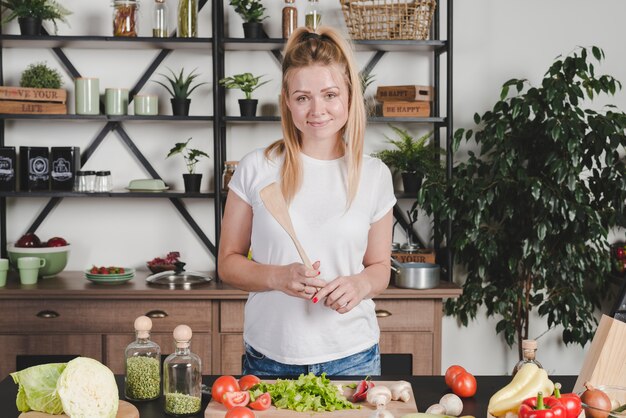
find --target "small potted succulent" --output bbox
[372,125,443,194]
[228,0,267,39]
[219,72,269,117]
[167,137,209,192]
[20,61,63,88]
[0,0,72,36]
[153,67,207,116]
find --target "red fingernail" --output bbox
[312,297,318,303]
[317,271,320,276]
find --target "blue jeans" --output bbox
[243,343,381,377]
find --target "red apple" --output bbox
[46,237,68,247]
[15,233,42,248]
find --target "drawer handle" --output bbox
[145,310,168,319]
[36,310,59,319]
[376,309,392,318]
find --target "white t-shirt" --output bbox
[228,147,396,365]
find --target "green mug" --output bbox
[0,258,8,287]
[18,257,46,285]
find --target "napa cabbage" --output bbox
[10,362,66,414]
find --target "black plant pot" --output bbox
[401,172,423,195]
[242,22,264,39]
[238,99,258,117]
[171,98,191,116]
[18,17,43,36]
[183,173,202,193]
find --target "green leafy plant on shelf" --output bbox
[167,137,209,175]
[0,0,71,34]
[228,0,267,23]
[416,46,626,358]
[219,72,269,100]
[153,67,207,99]
[20,62,63,89]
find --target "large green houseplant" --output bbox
[417,46,626,358]
[1,0,71,35]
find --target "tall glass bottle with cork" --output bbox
[153,0,168,37]
[282,0,297,39]
[124,316,161,401]
[163,324,202,416]
[512,339,543,376]
[177,0,197,37]
[305,0,321,30]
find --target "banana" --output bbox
[488,363,540,408]
[488,366,554,417]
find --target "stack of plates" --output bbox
[84,268,135,285]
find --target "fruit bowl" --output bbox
[7,243,71,278]
[579,385,626,418]
[147,263,176,274]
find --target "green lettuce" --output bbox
[10,363,67,414]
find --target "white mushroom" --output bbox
[426,403,447,414]
[390,380,412,402]
[439,393,463,416]
[366,385,392,408]
[370,410,395,418]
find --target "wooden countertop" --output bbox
[0,271,462,300]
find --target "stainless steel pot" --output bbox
[390,258,440,289]
[146,261,212,290]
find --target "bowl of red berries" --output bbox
[147,251,181,274]
[8,233,70,278]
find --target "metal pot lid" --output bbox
[146,261,212,289]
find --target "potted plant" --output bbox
[219,72,269,117]
[20,61,62,88]
[153,67,207,116]
[417,46,626,359]
[228,0,267,39]
[1,0,71,36]
[372,125,442,194]
[166,137,209,192]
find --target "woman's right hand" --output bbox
[276,260,325,300]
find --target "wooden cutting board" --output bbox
[19,400,139,418]
[205,381,418,417]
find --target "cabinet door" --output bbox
[104,332,212,375]
[0,334,102,379]
[379,332,434,375]
[219,333,244,376]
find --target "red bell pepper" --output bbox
[549,382,583,418]
[519,392,567,418]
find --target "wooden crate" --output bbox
[376,85,433,102]
[392,249,436,264]
[0,100,66,114]
[0,86,66,103]
[382,100,430,117]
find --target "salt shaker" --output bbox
[95,171,112,192]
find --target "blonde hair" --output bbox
[264,26,366,205]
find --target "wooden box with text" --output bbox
[0,86,67,114]
[382,100,431,117]
[392,249,436,264]
[376,85,433,102]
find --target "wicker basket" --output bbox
[339,0,436,40]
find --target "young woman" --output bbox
[217,26,396,376]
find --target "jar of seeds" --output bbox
[124,315,161,401]
[163,324,202,416]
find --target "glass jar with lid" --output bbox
[153,0,168,37]
[305,0,321,30]
[112,0,139,37]
[124,316,161,401]
[163,324,202,416]
[222,161,238,191]
[95,171,112,192]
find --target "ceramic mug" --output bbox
[134,95,158,115]
[17,257,46,285]
[75,77,100,115]
[0,258,8,287]
[105,88,129,115]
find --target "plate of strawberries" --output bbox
[85,265,135,284]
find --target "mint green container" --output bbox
[75,78,100,115]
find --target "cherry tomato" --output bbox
[238,374,261,390]
[212,375,240,404]
[225,406,256,418]
[451,371,477,397]
[223,391,250,410]
[444,365,466,388]
[248,392,271,411]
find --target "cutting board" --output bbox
[205,381,418,417]
[19,400,139,418]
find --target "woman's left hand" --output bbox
[313,276,370,313]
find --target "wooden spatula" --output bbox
[259,182,313,269]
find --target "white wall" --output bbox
[3,0,626,375]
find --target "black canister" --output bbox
[51,147,80,191]
[0,147,17,191]
[19,146,50,191]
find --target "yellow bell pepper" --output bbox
[488,363,554,417]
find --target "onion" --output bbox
[581,382,612,418]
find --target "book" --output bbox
[0,100,67,114]
[0,86,67,103]
[382,100,430,117]
[376,85,433,102]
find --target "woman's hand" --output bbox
[276,260,326,300]
[313,275,371,313]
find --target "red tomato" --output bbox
[451,371,477,397]
[444,365,466,388]
[225,406,256,418]
[212,375,240,404]
[248,392,271,411]
[238,374,261,390]
[223,391,250,410]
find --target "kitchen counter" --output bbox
[0,374,577,418]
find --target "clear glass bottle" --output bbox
[125,316,161,401]
[305,0,321,30]
[221,161,238,191]
[512,339,543,376]
[153,0,168,37]
[112,0,139,37]
[163,325,202,416]
[282,0,297,39]
[177,0,197,38]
